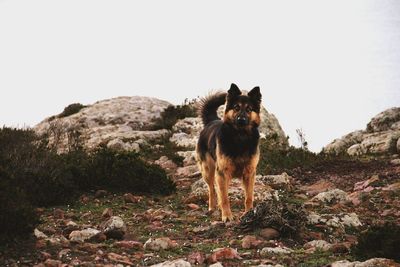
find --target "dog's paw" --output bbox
[221,214,234,223]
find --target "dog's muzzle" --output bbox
[236,114,249,126]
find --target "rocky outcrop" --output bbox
[324,107,400,156]
[34,96,172,153]
[34,95,288,154]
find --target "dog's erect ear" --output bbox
[228,83,242,97]
[248,86,262,103]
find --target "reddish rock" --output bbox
[259,228,280,240]
[43,259,62,267]
[207,248,242,264]
[188,251,206,265]
[348,191,362,206]
[354,175,379,191]
[241,235,263,249]
[101,208,113,218]
[187,203,200,210]
[301,180,334,196]
[124,193,143,203]
[53,208,65,220]
[107,252,134,265]
[115,240,143,250]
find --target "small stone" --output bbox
[207,248,242,264]
[303,240,332,251]
[193,225,211,234]
[34,229,48,239]
[53,208,65,219]
[187,203,200,210]
[330,258,400,267]
[69,228,101,242]
[301,180,334,196]
[209,263,224,267]
[107,252,134,265]
[259,172,292,190]
[151,259,191,267]
[187,251,206,265]
[390,158,400,165]
[100,216,127,240]
[124,193,143,203]
[260,247,293,257]
[312,189,349,204]
[43,259,62,267]
[354,175,380,191]
[382,182,400,192]
[241,235,263,249]
[259,228,280,240]
[115,240,143,250]
[102,208,113,218]
[144,237,177,251]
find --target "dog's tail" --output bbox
[198,92,227,125]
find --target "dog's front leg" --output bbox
[242,169,256,213]
[215,166,233,222]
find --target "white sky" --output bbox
[1,0,399,152]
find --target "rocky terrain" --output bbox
[34,96,289,153]
[323,107,400,156]
[1,97,400,266]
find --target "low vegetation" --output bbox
[237,192,307,237]
[151,99,197,130]
[0,127,175,242]
[58,103,86,118]
[353,223,400,262]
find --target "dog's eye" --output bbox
[246,106,252,112]
[234,105,240,111]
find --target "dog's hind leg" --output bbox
[199,155,217,212]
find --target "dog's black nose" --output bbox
[237,116,248,126]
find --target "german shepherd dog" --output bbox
[196,83,262,222]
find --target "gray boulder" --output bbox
[324,107,400,156]
[34,96,171,153]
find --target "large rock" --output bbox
[34,96,171,152]
[324,107,400,156]
[308,212,362,228]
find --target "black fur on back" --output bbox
[197,92,227,126]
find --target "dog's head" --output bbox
[224,83,262,129]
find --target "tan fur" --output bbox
[223,110,235,123]
[196,140,260,222]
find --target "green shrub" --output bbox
[87,147,176,194]
[152,99,197,130]
[0,127,78,206]
[257,139,351,175]
[352,223,400,262]
[0,169,38,242]
[0,127,176,241]
[58,103,86,118]
[140,135,186,166]
[257,139,319,174]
